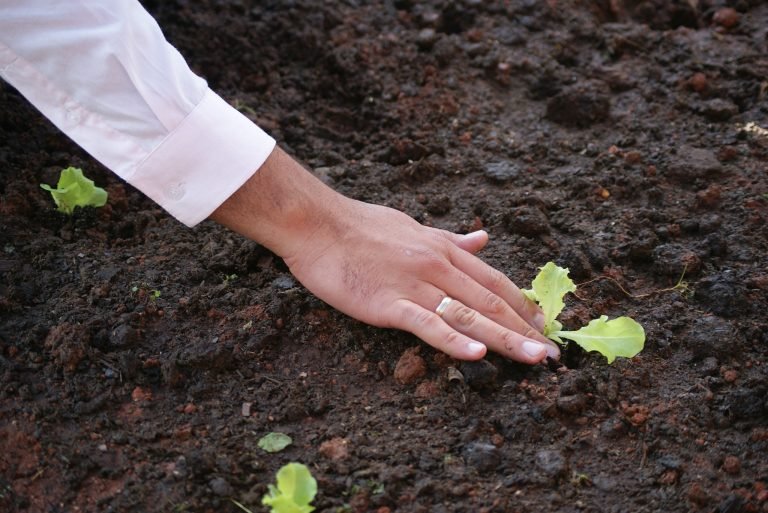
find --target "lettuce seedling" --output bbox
[258,432,293,453]
[40,167,108,214]
[261,463,317,513]
[523,262,645,363]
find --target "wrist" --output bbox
[210,146,347,259]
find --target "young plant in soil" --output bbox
[233,462,317,513]
[40,166,108,214]
[523,262,645,363]
[262,462,317,513]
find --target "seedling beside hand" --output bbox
[523,262,645,363]
[40,166,108,214]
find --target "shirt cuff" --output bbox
[130,89,276,227]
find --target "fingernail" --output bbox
[544,343,560,360]
[467,341,486,356]
[532,311,546,332]
[522,340,546,358]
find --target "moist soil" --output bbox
[2,1,768,512]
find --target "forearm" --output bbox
[0,0,274,227]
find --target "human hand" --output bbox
[283,199,560,363]
[211,146,559,363]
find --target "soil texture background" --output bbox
[2,1,768,512]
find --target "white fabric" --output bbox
[0,0,276,226]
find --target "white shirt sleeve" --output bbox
[0,0,276,227]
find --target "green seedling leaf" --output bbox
[525,262,645,363]
[553,315,645,364]
[522,261,576,337]
[262,462,317,513]
[258,432,293,453]
[40,166,108,214]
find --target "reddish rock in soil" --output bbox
[319,437,350,461]
[688,483,713,506]
[717,146,739,162]
[621,402,650,426]
[722,455,741,474]
[623,150,642,165]
[658,469,680,485]
[414,380,440,398]
[696,185,722,208]
[394,347,427,385]
[688,72,708,93]
[713,8,740,29]
[131,387,153,402]
[44,323,89,373]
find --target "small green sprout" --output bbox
[523,262,645,363]
[571,471,592,487]
[40,167,108,214]
[131,284,161,302]
[262,463,317,513]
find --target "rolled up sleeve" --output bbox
[0,0,275,226]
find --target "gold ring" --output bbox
[435,296,453,317]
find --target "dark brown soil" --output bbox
[2,1,768,512]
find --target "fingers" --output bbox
[387,296,556,364]
[437,297,556,363]
[429,264,552,351]
[448,247,546,332]
[391,299,488,360]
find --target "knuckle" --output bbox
[417,249,449,273]
[395,302,424,327]
[500,330,518,352]
[513,292,534,313]
[444,331,464,347]
[411,308,437,329]
[486,267,506,290]
[454,306,477,328]
[483,291,505,315]
[431,229,453,243]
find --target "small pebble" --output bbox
[556,394,587,415]
[319,437,350,461]
[463,442,501,473]
[504,205,550,236]
[545,81,610,127]
[722,369,738,383]
[688,72,708,93]
[688,317,737,361]
[458,360,498,390]
[209,477,234,497]
[722,455,741,474]
[713,8,740,29]
[394,347,427,385]
[701,98,738,122]
[535,449,568,478]
[483,161,520,182]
